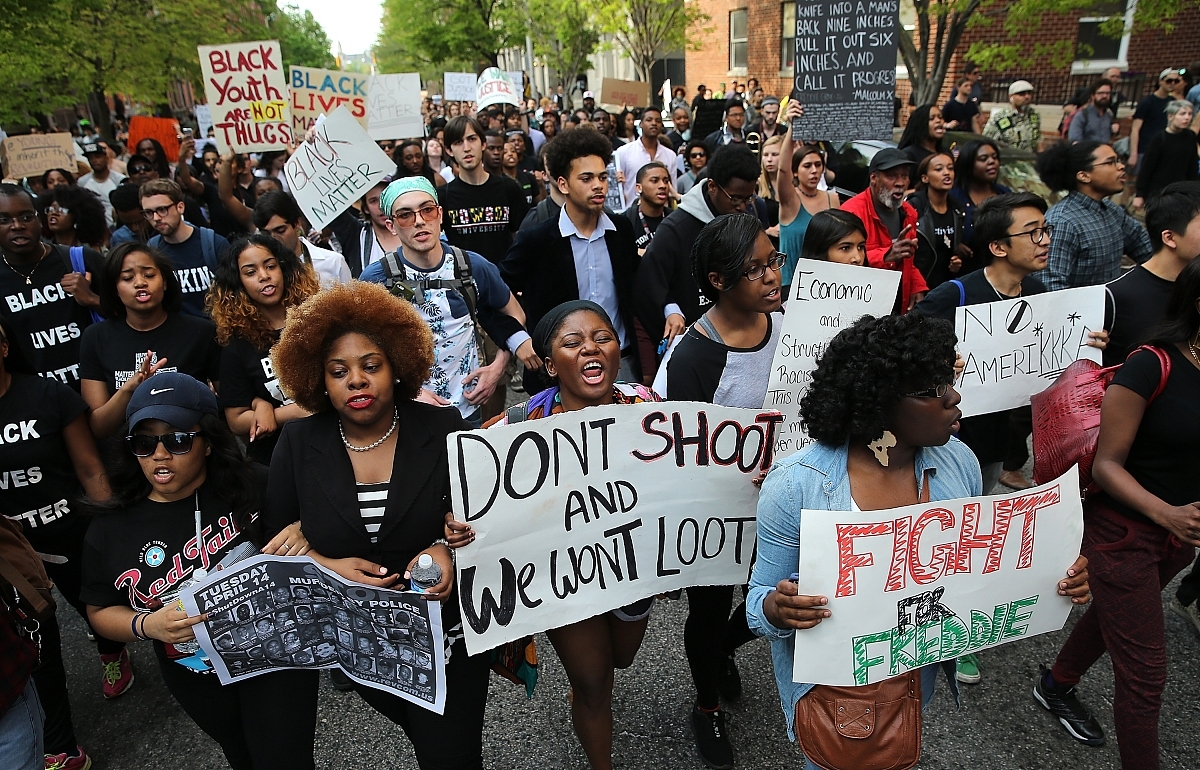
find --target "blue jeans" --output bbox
[0,679,44,770]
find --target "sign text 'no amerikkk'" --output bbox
[448,402,782,654]
[792,469,1083,686]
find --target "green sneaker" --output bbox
[956,654,982,684]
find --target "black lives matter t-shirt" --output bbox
[0,244,103,390]
[0,374,89,549]
[1104,265,1175,367]
[438,174,530,264]
[79,314,222,394]
[219,332,289,464]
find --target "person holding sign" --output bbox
[1037,259,1200,767]
[777,99,838,293]
[81,373,318,770]
[265,282,490,769]
[747,312,1090,769]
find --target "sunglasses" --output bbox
[128,166,153,175]
[390,203,440,227]
[126,431,203,457]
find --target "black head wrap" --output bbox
[531,300,614,359]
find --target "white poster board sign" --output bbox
[765,262,901,458]
[197,40,291,153]
[955,286,1104,418]
[195,104,213,139]
[507,71,525,95]
[448,401,783,654]
[444,72,477,102]
[476,68,522,109]
[792,469,1083,686]
[284,107,395,229]
[367,73,423,140]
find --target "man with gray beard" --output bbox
[840,148,928,311]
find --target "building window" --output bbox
[1073,0,1135,71]
[730,9,748,71]
[781,3,795,69]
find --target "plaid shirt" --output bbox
[1036,191,1153,290]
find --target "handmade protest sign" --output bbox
[182,554,446,714]
[444,72,477,102]
[764,261,900,458]
[284,107,393,229]
[367,73,423,140]
[0,134,76,179]
[128,116,181,162]
[789,0,898,142]
[448,401,783,654]
[604,160,627,211]
[600,78,651,108]
[198,40,291,153]
[476,68,522,109]
[195,105,213,139]
[791,469,1083,686]
[955,285,1104,418]
[290,66,370,134]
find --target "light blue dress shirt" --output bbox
[557,205,628,348]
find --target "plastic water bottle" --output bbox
[409,554,442,593]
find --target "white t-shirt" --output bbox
[300,238,351,288]
[78,171,126,222]
[613,139,677,207]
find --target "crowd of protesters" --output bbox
[0,59,1197,770]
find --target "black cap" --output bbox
[126,372,219,434]
[81,140,104,156]
[869,148,916,173]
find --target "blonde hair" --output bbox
[757,135,785,199]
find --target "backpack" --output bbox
[149,224,217,270]
[1031,345,1171,493]
[380,245,484,354]
[61,246,104,324]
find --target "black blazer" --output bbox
[263,402,471,576]
[500,212,641,390]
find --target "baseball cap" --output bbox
[1008,80,1035,96]
[1160,67,1186,80]
[869,148,916,173]
[81,140,104,156]
[126,372,219,434]
[583,91,594,99]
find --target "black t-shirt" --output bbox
[1105,346,1200,523]
[915,269,1047,463]
[153,226,230,318]
[1104,265,1174,366]
[438,174,530,264]
[511,170,537,206]
[79,314,221,394]
[219,332,288,465]
[0,244,103,391]
[924,206,958,289]
[942,98,980,129]
[199,181,251,240]
[623,203,664,253]
[0,374,89,550]
[1133,93,1172,153]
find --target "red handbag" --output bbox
[1031,345,1171,492]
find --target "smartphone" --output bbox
[182,127,193,137]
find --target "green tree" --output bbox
[377,0,523,72]
[526,0,601,89]
[265,2,337,69]
[594,0,709,83]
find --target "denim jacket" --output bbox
[747,437,982,740]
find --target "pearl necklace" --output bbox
[339,408,399,452]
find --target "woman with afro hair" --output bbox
[40,184,110,249]
[263,281,490,769]
[745,312,1092,769]
[208,233,321,464]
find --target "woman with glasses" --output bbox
[777,100,839,290]
[948,138,1010,246]
[39,184,109,250]
[78,243,221,438]
[661,213,785,770]
[748,310,1090,770]
[82,372,318,770]
[676,140,709,194]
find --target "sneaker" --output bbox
[329,668,355,691]
[45,746,92,770]
[1169,596,1200,636]
[691,705,734,770]
[955,653,982,684]
[100,648,134,699]
[510,372,525,394]
[717,653,742,701]
[999,470,1033,490]
[1032,664,1105,746]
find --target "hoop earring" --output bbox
[868,431,897,467]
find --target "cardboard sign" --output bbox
[955,286,1104,418]
[284,107,395,229]
[290,66,370,135]
[198,40,291,153]
[367,73,423,140]
[788,0,898,142]
[764,261,900,458]
[600,78,651,108]
[791,469,1083,686]
[448,402,783,654]
[476,68,521,109]
[0,134,76,179]
[128,116,182,163]
[444,72,477,102]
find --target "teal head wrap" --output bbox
[379,176,438,217]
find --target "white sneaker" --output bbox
[1169,596,1200,636]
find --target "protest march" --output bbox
[1,3,1199,770]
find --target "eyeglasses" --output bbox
[45,204,69,215]
[740,252,787,282]
[1003,225,1054,245]
[715,182,753,206]
[0,213,38,227]
[1089,157,1122,170]
[142,204,176,220]
[905,383,952,399]
[390,203,441,227]
[126,431,203,457]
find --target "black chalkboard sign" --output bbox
[789,0,898,142]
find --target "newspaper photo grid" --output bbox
[182,554,447,714]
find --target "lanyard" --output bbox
[636,208,653,240]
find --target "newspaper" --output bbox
[181,554,446,714]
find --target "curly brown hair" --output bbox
[271,281,433,412]
[208,234,321,349]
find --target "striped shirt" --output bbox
[356,482,388,543]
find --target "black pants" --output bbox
[684,585,757,710]
[158,647,319,770]
[354,639,490,770]
[1003,406,1033,472]
[31,613,76,755]
[1178,554,1200,607]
